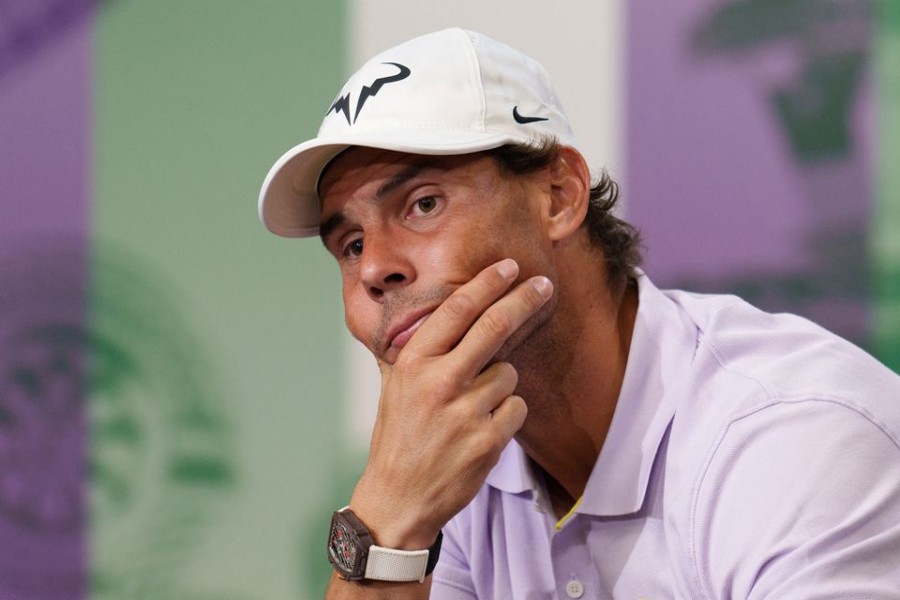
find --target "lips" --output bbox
[388,310,434,351]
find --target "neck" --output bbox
[512,249,639,512]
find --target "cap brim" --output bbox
[258,129,527,238]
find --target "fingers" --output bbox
[468,362,527,432]
[450,274,552,374]
[490,395,528,440]
[403,259,554,378]
[404,259,522,358]
[462,363,525,439]
[465,361,518,413]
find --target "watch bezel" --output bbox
[328,508,373,580]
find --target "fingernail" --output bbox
[532,276,553,299]
[497,259,518,279]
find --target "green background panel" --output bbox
[874,0,900,371]
[93,1,347,597]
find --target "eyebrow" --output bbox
[319,212,345,248]
[319,159,437,248]
[375,161,430,200]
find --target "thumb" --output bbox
[377,357,392,387]
[370,358,393,449]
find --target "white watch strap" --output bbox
[364,545,430,582]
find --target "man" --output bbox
[259,28,900,599]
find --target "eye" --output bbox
[341,238,363,258]
[408,196,440,218]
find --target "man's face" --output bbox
[318,147,557,366]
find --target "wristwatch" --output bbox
[327,506,443,583]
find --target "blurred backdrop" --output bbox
[0,0,897,598]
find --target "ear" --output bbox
[545,146,590,242]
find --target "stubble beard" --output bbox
[368,279,560,375]
[497,292,576,426]
[370,285,456,361]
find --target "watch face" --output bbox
[328,520,356,574]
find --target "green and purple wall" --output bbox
[1,1,897,598]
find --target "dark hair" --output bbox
[485,139,643,289]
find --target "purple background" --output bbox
[627,0,874,346]
[0,2,91,597]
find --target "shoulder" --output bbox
[659,289,900,596]
[682,397,900,597]
[668,288,899,400]
[664,288,900,450]
[662,288,900,491]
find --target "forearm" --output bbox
[324,262,547,598]
[325,573,432,600]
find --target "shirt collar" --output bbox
[486,272,699,514]
[485,436,535,494]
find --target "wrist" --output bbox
[327,506,443,583]
[349,491,441,550]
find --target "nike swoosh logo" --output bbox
[513,106,549,124]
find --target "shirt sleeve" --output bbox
[430,519,478,600]
[692,397,900,599]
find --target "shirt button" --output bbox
[565,579,584,598]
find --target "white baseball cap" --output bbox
[258,27,577,238]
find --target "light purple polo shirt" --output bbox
[432,273,900,599]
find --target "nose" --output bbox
[359,233,415,302]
